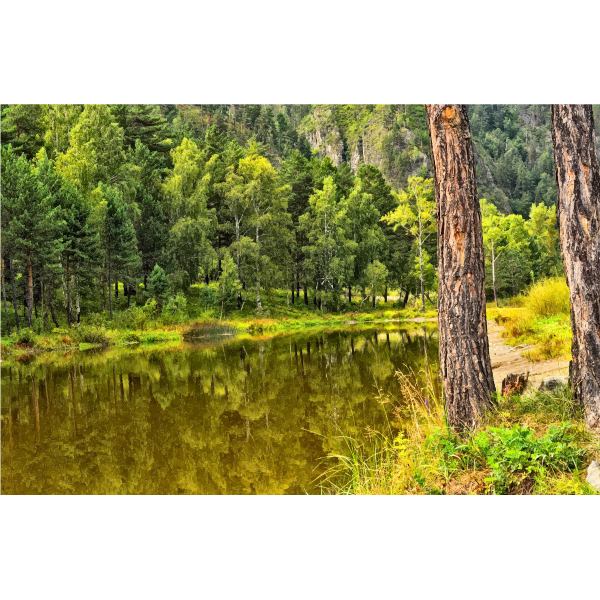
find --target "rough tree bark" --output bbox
[66,258,72,328]
[1,246,12,335]
[551,104,600,428]
[47,278,59,328]
[26,249,34,327]
[9,257,20,333]
[425,104,496,431]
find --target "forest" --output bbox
[0,104,575,335]
[2,103,600,497]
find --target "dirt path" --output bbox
[488,319,568,390]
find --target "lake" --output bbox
[1,324,438,494]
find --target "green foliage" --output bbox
[162,293,188,324]
[73,325,111,345]
[472,424,585,494]
[523,277,570,318]
[148,264,171,309]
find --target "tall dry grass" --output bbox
[522,277,570,318]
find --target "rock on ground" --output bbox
[586,461,600,492]
[538,376,568,392]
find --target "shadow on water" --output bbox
[1,324,438,495]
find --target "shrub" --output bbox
[197,283,220,310]
[162,293,188,325]
[15,329,36,347]
[523,277,570,318]
[74,325,110,345]
[123,331,141,343]
[471,423,584,494]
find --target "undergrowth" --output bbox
[323,370,598,495]
[488,278,572,362]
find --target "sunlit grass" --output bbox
[323,374,599,495]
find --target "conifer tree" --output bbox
[0,105,46,158]
[148,264,171,313]
[1,145,65,327]
[102,184,141,319]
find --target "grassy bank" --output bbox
[324,370,599,495]
[0,289,437,362]
[487,277,572,362]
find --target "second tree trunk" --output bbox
[425,104,496,431]
[551,104,600,429]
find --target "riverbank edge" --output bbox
[0,309,438,364]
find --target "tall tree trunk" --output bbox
[419,225,426,312]
[491,239,498,307]
[402,287,410,309]
[1,246,12,335]
[66,258,72,328]
[76,290,81,325]
[115,279,118,298]
[41,281,45,327]
[551,104,600,428]
[47,278,59,328]
[348,285,352,305]
[255,226,262,311]
[303,283,308,305]
[101,266,106,311]
[425,104,496,431]
[292,267,300,304]
[108,259,113,321]
[127,284,131,309]
[384,285,388,303]
[26,249,33,327]
[372,292,376,308]
[9,257,20,333]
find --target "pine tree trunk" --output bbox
[108,259,113,321]
[292,267,300,305]
[1,246,12,335]
[66,258,72,328]
[47,278,59,328]
[384,285,388,303]
[402,288,409,309]
[26,249,33,327]
[303,283,308,305]
[101,266,106,311]
[492,240,498,307]
[255,226,262,311]
[115,279,118,298]
[419,228,425,312]
[348,285,352,305]
[9,257,20,333]
[425,104,496,431]
[551,104,600,428]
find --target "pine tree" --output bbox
[1,145,65,328]
[110,104,170,153]
[102,184,141,319]
[0,105,46,158]
[148,264,171,313]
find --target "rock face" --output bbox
[586,461,600,492]
[538,376,568,392]
[298,105,430,188]
[297,106,344,166]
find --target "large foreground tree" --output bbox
[551,105,600,429]
[425,104,496,431]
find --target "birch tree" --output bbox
[382,176,435,312]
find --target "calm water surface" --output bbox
[1,325,438,494]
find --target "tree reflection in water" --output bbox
[1,325,438,494]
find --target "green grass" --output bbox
[324,375,599,495]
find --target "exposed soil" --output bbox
[488,319,568,390]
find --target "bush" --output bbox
[162,294,188,325]
[471,423,584,494]
[123,331,141,343]
[15,329,36,347]
[114,306,152,331]
[74,325,110,345]
[524,277,570,318]
[197,283,220,310]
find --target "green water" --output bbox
[1,325,438,494]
